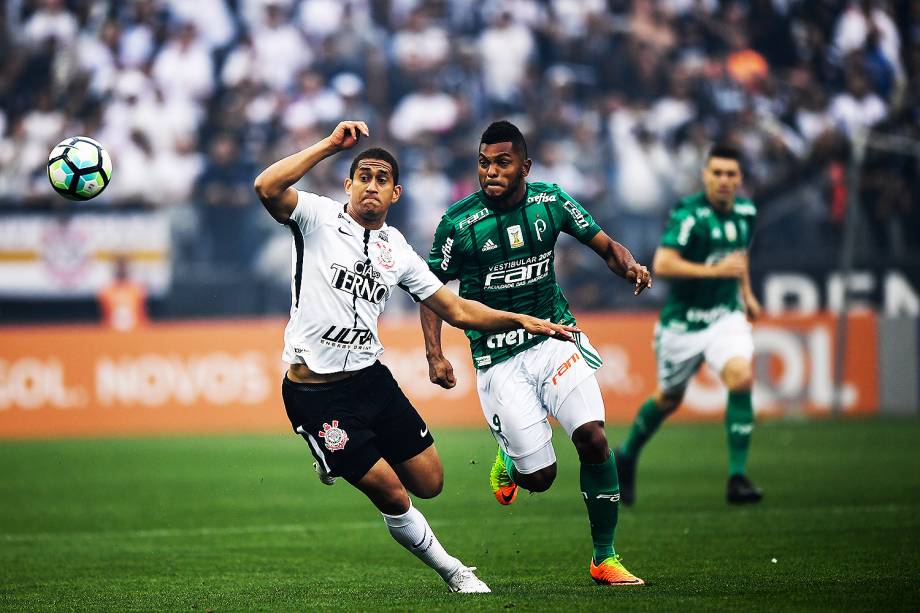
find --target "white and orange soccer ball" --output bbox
[47,136,113,201]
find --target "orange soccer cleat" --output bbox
[489,448,518,505]
[589,555,645,586]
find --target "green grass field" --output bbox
[2,419,919,611]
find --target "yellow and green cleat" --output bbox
[489,448,517,505]
[589,555,645,586]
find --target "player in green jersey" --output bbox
[614,144,764,506]
[420,121,652,586]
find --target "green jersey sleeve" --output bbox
[426,215,461,282]
[659,207,700,254]
[557,188,602,243]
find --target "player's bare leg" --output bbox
[355,458,490,593]
[615,389,682,506]
[393,445,444,499]
[721,357,762,504]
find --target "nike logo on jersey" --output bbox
[337,227,352,236]
[481,239,498,252]
[420,426,429,437]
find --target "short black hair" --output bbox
[480,120,528,159]
[707,143,742,162]
[350,147,399,185]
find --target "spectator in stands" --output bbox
[0,0,916,312]
[830,68,888,137]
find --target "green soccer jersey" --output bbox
[658,192,757,332]
[427,181,602,369]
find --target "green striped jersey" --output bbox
[427,182,601,369]
[658,192,757,332]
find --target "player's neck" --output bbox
[487,183,528,212]
[705,192,734,214]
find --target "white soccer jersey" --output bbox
[281,190,443,373]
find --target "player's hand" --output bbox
[520,316,580,342]
[427,354,457,389]
[626,263,652,295]
[712,252,746,279]
[745,295,763,321]
[328,121,369,151]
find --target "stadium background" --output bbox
[1,1,919,611]
[1,0,917,433]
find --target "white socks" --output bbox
[382,503,462,580]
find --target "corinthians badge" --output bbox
[318,420,349,452]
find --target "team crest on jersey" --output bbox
[534,218,547,241]
[318,420,349,452]
[507,225,525,248]
[373,241,394,270]
[724,221,737,242]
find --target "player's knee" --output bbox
[572,422,608,463]
[518,464,557,493]
[722,359,753,391]
[655,390,683,414]
[411,474,444,499]
[376,488,411,515]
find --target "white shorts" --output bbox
[654,311,754,395]
[475,333,605,474]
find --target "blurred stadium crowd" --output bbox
[0,0,917,314]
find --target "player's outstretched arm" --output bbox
[254,120,369,223]
[587,231,652,295]
[422,287,579,339]
[420,303,456,389]
[739,252,762,320]
[653,247,746,280]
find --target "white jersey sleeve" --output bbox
[397,243,443,302]
[290,190,342,235]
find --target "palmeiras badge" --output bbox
[318,420,349,452]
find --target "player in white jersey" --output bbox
[253,121,579,594]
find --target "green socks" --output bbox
[726,389,754,476]
[620,397,667,460]
[580,452,619,563]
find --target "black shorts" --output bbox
[281,361,434,484]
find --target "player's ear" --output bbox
[344,177,353,196]
[522,158,532,178]
[390,184,402,203]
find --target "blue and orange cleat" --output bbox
[589,555,645,586]
[489,449,517,505]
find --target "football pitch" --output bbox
[1,419,918,611]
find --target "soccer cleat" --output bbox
[445,566,491,593]
[313,460,336,486]
[613,448,636,506]
[726,474,763,504]
[489,449,517,505]
[590,555,645,586]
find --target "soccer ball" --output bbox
[47,136,113,201]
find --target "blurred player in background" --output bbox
[254,120,578,593]
[97,255,148,331]
[614,144,764,506]
[420,121,651,585]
